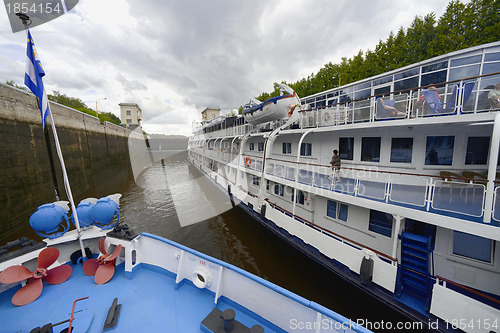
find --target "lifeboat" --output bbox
[242,84,301,124]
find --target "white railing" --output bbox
[265,160,497,221]
[299,74,500,129]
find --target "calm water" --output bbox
[118,151,428,332]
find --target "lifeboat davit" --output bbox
[243,84,301,124]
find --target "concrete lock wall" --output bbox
[0,83,149,240]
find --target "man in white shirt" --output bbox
[488,82,500,110]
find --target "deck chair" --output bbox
[462,171,487,185]
[462,82,475,106]
[423,85,458,115]
[376,98,397,120]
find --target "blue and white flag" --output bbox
[24,30,49,129]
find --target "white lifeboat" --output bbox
[242,84,301,124]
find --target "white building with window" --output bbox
[119,103,143,129]
[201,107,220,122]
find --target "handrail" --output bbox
[301,72,500,111]
[266,158,482,181]
[193,72,500,138]
[264,198,397,262]
[199,146,500,186]
[436,275,500,306]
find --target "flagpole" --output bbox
[46,104,87,260]
[17,14,87,260]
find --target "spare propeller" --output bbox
[0,247,72,306]
[82,238,121,284]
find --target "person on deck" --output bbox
[488,82,500,110]
[414,84,440,113]
[329,149,341,182]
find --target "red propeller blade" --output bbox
[106,245,122,262]
[82,259,99,276]
[45,265,72,285]
[98,237,107,255]
[0,265,32,284]
[38,247,59,269]
[11,278,43,306]
[95,263,115,285]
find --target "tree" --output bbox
[253,0,497,101]
[4,80,29,92]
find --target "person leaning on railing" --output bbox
[488,82,500,110]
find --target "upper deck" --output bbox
[191,42,500,140]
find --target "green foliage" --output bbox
[47,91,120,125]
[49,91,87,110]
[3,83,122,126]
[4,80,29,92]
[255,0,500,101]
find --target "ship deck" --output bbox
[0,261,279,333]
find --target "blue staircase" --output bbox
[397,232,433,312]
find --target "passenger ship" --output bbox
[188,42,500,332]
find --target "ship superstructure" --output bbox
[189,42,500,332]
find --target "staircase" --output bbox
[397,232,433,312]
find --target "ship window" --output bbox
[292,189,305,205]
[300,143,312,156]
[465,137,490,165]
[297,190,305,205]
[282,142,292,154]
[425,136,455,165]
[266,180,270,191]
[368,210,393,237]
[326,200,348,222]
[339,137,354,160]
[450,55,481,67]
[274,184,284,197]
[394,76,419,92]
[394,68,419,80]
[484,52,500,62]
[449,65,480,82]
[390,138,413,163]
[339,94,352,104]
[316,100,326,108]
[355,88,371,100]
[258,142,264,152]
[421,70,447,87]
[252,176,260,186]
[328,98,338,106]
[374,76,393,86]
[453,231,492,263]
[482,62,500,75]
[422,61,448,73]
[249,143,255,151]
[361,137,381,162]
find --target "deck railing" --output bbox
[189,142,500,224]
[264,158,499,223]
[299,73,500,129]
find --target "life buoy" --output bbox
[245,157,251,167]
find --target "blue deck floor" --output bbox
[0,262,278,333]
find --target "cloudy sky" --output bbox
[0,0,455,136]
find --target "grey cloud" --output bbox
[0,0,449,135]
[115,72,147,92]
